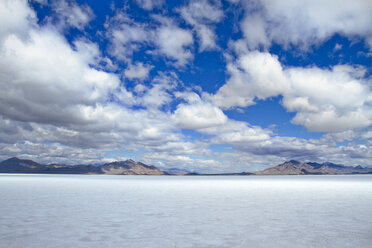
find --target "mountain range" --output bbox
[0,157,165,175]
[254,160,372,175]
[0,157,371,175]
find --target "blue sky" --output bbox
[0,0,371,172]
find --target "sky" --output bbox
[0,0,372,173]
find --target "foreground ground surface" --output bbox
[0,174,371,248]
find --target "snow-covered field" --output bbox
[1,174,371,248]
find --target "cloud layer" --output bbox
[239,0,372,50]
[212,51,372,132]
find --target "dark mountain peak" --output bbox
[0,157,43,173]
[1,157,41,166]
[307,162,323,169]
[137,161,155,169]
[322,162,345,168]
[305,161,345,169]
[103,159,139,167]
[102,161,132,169]
[101,159,165,175]
[1,157,165,175]
[163,167,192,174]
[287,160,301,165]
[103,159,140,167]
[3,157,21,162]
[256,160,372,175]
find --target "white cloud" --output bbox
[361,131,372,140]
[154,20,194,67]
[194,25,217,51]
[212,51,372,132]
[367,37,372,51]
[106,13,194,67]
[179,0,224,51]
[174,91,201,104]
[230,134,372,167]
[201,119,271,143]
[284,65,372,132]
[34,0,94,31]
[0,27,123,124]
[240,12,269,50]
[0,0,37,42]
[171,91,229,129]
[170,90,271,145]
[238,0,372,49]
[106,13,151,63]
[0,0,189,157]
[124,62,153,80]
[141,153,222,173]
[180,0,224,25]
[320,130,357,144]
[138,73,178,109]
[172,102,228,129]
[211,51,289,109]
[0,140,107,165]
[54,0,94,30]
[135,0,164,10]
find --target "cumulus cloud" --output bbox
[0,1,198,166]
[106,13,194,67]
[172,102,228,129]
[34,0,94,31]
[171,91,231,129]
[105,12,151,63]
[0,0,37,42]
[141,153,226,173]
[134,0,164,10]
[212,51,372,132]
[200,119,271,143]
[137,72,179,109]
[124,62,153,80]
[153,17,194,67]
[171,91,272,144]
[361,131,372,140]
[0,139,111,165]
[284,66,372,132]
[0,28,123,124]
[211,51,289,108]
[0,0,192,160]
[53,0,94,30]
[240,12,269,49]
[231,134,372,167]
[320,130,357,145]
[238,0,372,50]
[236,136,326,160]
[179,0,224,51]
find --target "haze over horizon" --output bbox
[0,0,372,173]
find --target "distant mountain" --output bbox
[2,157,372,175]
[0,157,166,175]
[0,157,44,173]
[101,160,165,175]
[254,160,372,175]
[161,167,193,175]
